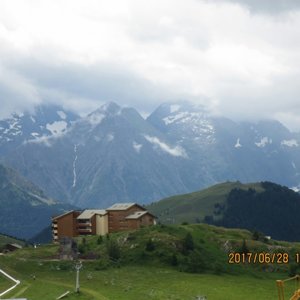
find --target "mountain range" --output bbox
[0,101,300,208]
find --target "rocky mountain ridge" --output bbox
[0,164,74,239]
[1,101,299,207]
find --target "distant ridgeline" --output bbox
[0,164,75,240]
[210,182,300,242]
[1,101,300,209]
[148,181,300,242]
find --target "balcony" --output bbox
[78,228,92,233]
[77,222,92,227]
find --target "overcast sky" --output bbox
[1,0,300,130]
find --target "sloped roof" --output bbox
[77,209,107,220]
[106,203,137,211]
[7,243,23,249]
[125,211,155,219]
[52,210,80,221]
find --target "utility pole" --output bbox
[75,261,82,293]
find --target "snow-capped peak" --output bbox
[86,102,122,126]
[170,104,181,113]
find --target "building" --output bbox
[77,210,108,236]
[106,203,155,232]
[51,203,155,242]
[2,243,23,253]
[52,210,81,242]
[126,211,156,230]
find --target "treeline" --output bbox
[207,182,300,241]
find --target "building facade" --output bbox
[52,211,81,242]
[106,203,149,233]
[77,210,108,236]
[52,203,155,242]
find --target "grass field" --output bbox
[0,263,288,300]
[147,181,264,224]
[0,272,13,293]
[0,251,297,300]
[1,223,299,300]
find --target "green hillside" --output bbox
[1,224,300,299]
[147,181,264,224]
[147,181,300,242]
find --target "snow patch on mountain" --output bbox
[100,102,122,115]
[30,116,36,123]
[144,135,187,158]
[87,113,105,126]
[57,111,67,120]
[281,139,299,147]
[26,135,53,147]
[107,133,114,142]
[255,137,272,148]
[94,135,101,142]
[1,117,23,137]
[162,111,215,142]
[170,104,181,113]
[27,123,68,146]
[291,186,300,192]
[46,121,67,136]
[133,141,143,153]
[235,138,242,148]
[163,112,189,125]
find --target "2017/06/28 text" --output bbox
[228,252,293,264]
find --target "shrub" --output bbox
[145,239,155,251]
[94,259,110,271]
[289,263,299,277]
[180,250,206,273]
[97,236,103,245]
[182,232,194,254]
[239,239,249,254]
[107,240,121,261]
[171,254,178,266]
[58,261,72,271]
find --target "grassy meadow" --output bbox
[1,224,299,299]
[0,261,285,300]
[146,181,265,224]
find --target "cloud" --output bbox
[144,135,188,158]
[6,58,173,116]
[0,0,300,130]
[206,0,300,14]
[0,64,40,118]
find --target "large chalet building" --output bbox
[52,203,156,242]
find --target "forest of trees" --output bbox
[210,182,300,241]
